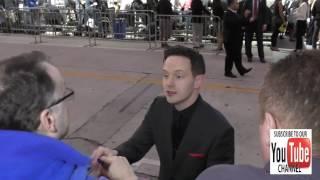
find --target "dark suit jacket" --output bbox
[224,9,247,45]
[191,0,210,23]
[197,158,320,180]
[116,96,234,180]
[244,0,268,27]
[312,0,320,20]
[157,0,173,15]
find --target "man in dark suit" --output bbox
[157,0,173,48]
[312,0,320,49]
[191,0,210,48]
[92,45,234,180]
[243,0,268,63]
[223,0,252,78]
[197,50,320,179]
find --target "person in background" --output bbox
[157,0,173,48]
[243,0,268,63]
[293,0,309,52]
[270,0,286,51]
[238,0,247,52]
[312,0,320,49]
[197,50,320,180]
[191,0,211,48]
[210,0,225,50]
[223,0,252,78]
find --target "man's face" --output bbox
[235,0,239,10]
[232,0,239,11]
[162,55,201,110]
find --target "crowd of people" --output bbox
[0,0,318,50]
[0,44,319,179]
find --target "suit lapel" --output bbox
[161,103,174,167]
[172,97,205,171]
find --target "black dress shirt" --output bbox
[171,96,200,159]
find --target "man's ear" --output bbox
[264,112,278,130]
[38,109,57,135]
[194,75,205,89]
[260,112,278,162]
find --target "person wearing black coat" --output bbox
[223,0,252,78]
[191,0,210,48]
[243,0,268,63]
[97,46,235,180]
[312,0,320,49]
[157,0,173,47]
[210,0,225,50]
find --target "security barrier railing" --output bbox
[0,7,223,49]
[89,9,156,48]
[0,7,42,43]
[156,14,221,48]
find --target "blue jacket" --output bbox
[0,130,95,180]
[27,0,38,7]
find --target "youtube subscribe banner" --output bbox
[270,129,312,175]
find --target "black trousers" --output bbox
[312,20,320,49]
[245,22,264,59]
[271,21,282,47]
[296,20,307,50]
[224,41,246,74]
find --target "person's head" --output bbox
[162,45,205,110]
[0,51,73,139]
[227,0,239,10]
[259,50,320,162]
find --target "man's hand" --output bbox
[91,146,118,174]
[99,156,137,180]
[262,24,267,32]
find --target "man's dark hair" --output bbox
[164,45,206,76]
[259,50,320,155]
[0,51,55,131]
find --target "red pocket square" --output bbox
[189,153,205,158]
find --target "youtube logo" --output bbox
[287,138,311,168]
[270,129,312,175]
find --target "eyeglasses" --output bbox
[47,88,74,109]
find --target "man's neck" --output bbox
[174,93,199,111]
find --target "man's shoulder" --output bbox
[197,164,265,180]
[199,98,233,128]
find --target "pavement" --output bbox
[0,33,296,179]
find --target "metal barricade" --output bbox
[155,13,221,48]
[90,9,156,48]
[0,7,42,43]
[39,8,81,36]
[37,7,96,47]
[0,7,158,48]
